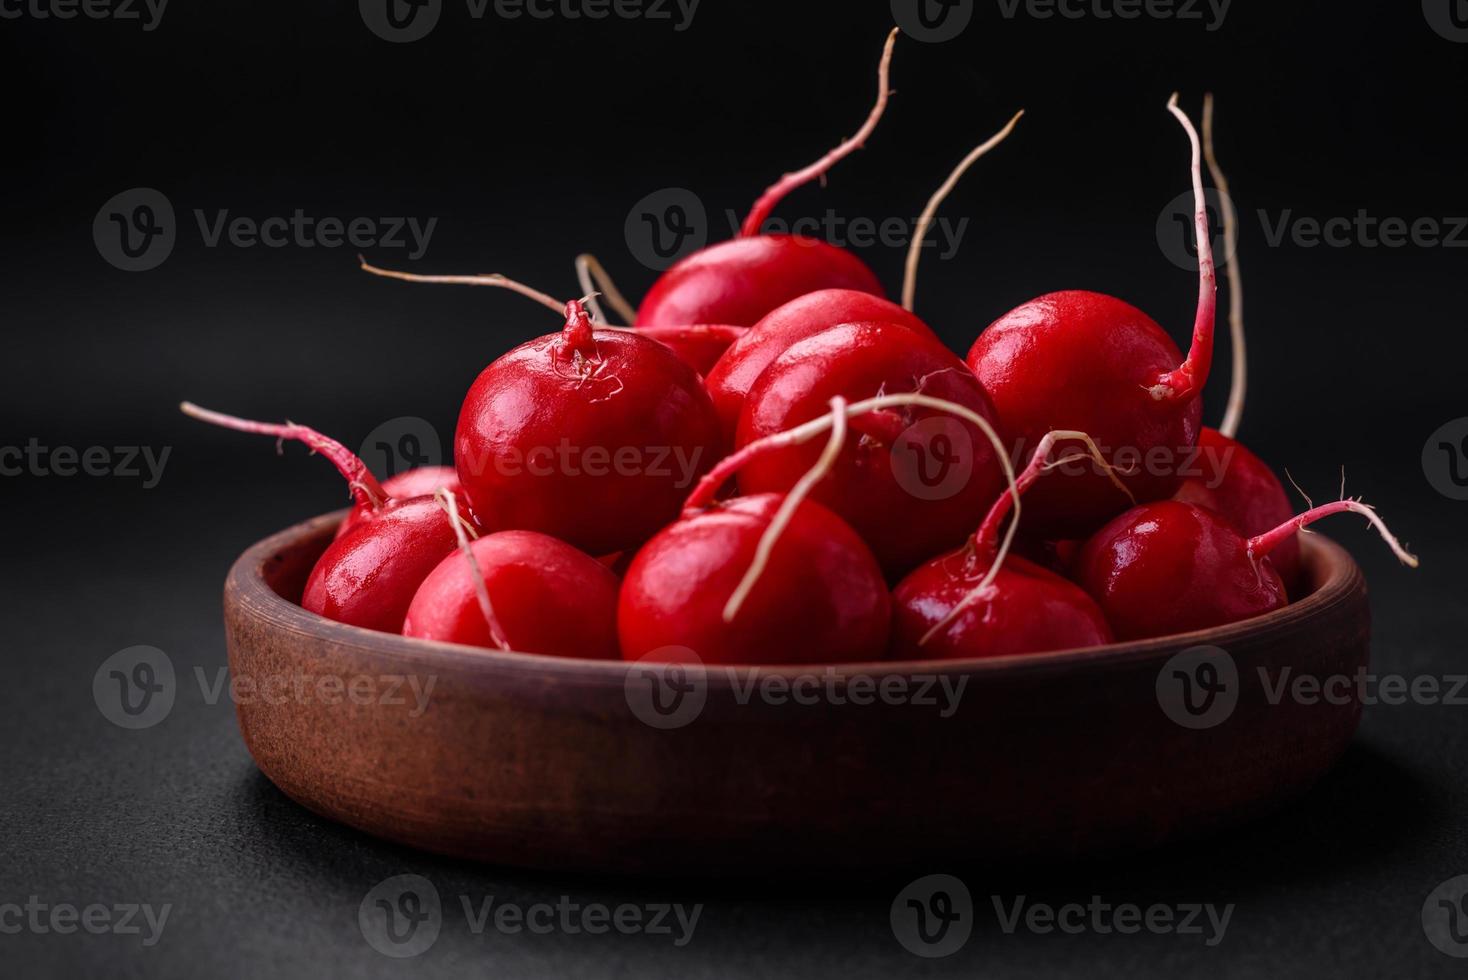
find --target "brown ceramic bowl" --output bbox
[223,512,1369,874]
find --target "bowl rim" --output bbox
[226,510,1364,683]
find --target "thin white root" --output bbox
[434,488,510,652]
[358,257,565,315]
[575,253,638,326]
[1205,94,1248,440]
[918,428,1126,646]
[724,397,849,623]
[901,109,1024,312]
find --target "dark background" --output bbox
[3,0,1467,976]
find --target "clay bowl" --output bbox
[223,512,1369,874]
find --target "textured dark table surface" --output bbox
[2,463,1465,979]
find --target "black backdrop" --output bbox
[4,2,1468,977]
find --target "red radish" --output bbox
[966,95,1217,539]
[1075,499,1418,641]
[360,257,745,378]
[890,430,1123,660]
[456,296,722,555]
[703,288,936,441]
[735,320,1007,577]
[403,491,620,658]
[619,398,891,665]
[339,466,460,538]
[1169,95,1301,589]
[631,30,899,329]
[179,402,468,632]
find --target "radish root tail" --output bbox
[723,397,849,623]
[901,109,1025,313]
[358,256,565,315]
[738,28,899,238]
[1248,497,1418,569]
[434,488,511,652]
[1205,94,1248,440]
[575,254,639,326]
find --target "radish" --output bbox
[361,257,746,378]
[702,288,935,441]
[455,296,722,555]
[629,30,899,329]
[1074,499,1418,641]
[619,397,890,665]
[890,430,1123,660]
[402,491,620,658]
[966,95,1217,539]
[1170,95,1301,589]
[341,467,460,538]
[180,402,468,633]
[735,320,1007,577]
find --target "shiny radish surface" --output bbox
[891,430,1119,660]
[618,494,890,665]
[704,288,935,441]
[455,300,721,555]
[1075,499,1417,641]
[1173,428,1300,590]
[302,496,466,634]
[403,530,620,659]
[736,321,1005,577]
[338,466,461,539]
[893,554,1112,660]
[635,31,898,329]
[635,323,747,377]
[967,96,1216,539]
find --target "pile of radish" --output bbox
[187,33,1417,664]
